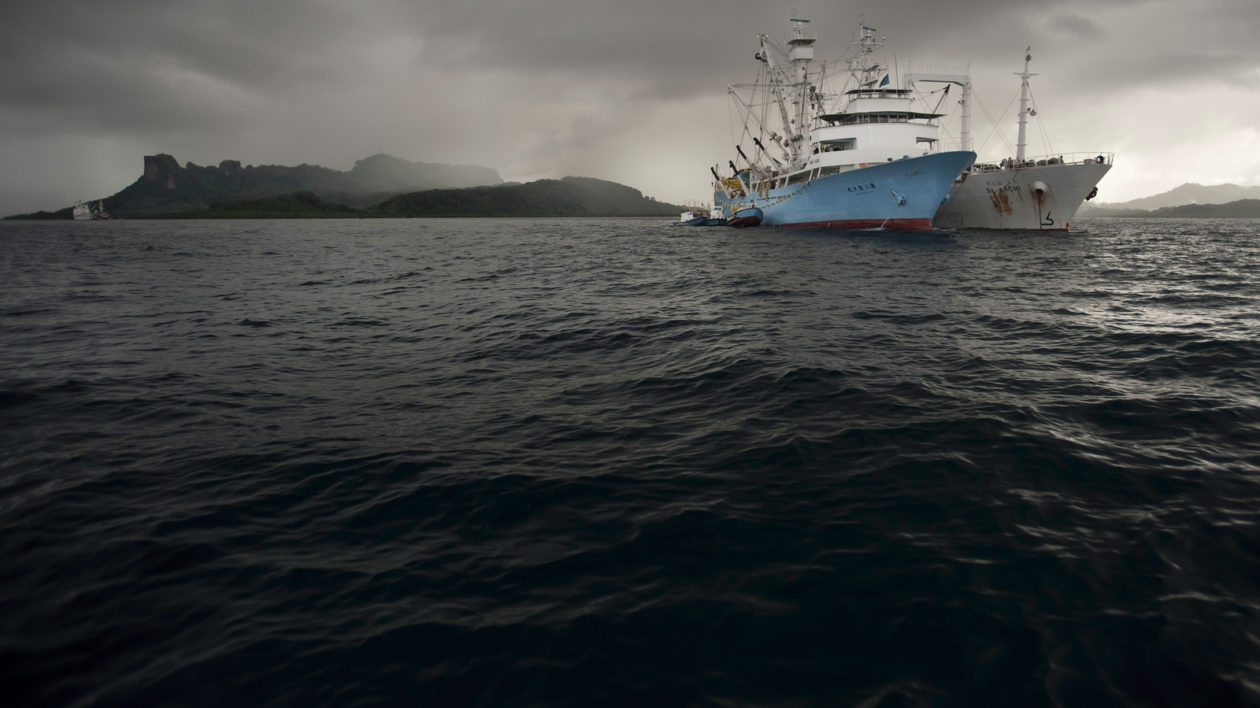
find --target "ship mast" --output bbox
[1015,48,1036,162]
[786,18,816,167]
[960,76,972,153]
[755,34,795,165]
[755,18,816,169]
[850,26,884,93]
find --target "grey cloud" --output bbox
[1,0,1259,213]
[6,0,1256,127]
[1046,14,1108,41]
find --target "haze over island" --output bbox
[3,0,1259,217]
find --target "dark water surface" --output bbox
[2,218,1258,706]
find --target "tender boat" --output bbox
[677,205,727,226]
[726,207,763,227]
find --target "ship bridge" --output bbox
[820,111,945,126]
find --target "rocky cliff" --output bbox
[142,154,185,189]
[96,153,504,216]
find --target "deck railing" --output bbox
[970,152,1114,172]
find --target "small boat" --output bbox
[678,210,708,226]
[727,207,763,227]
[678,204,728,226]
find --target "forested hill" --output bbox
[374,177,680,217]
[113,153,502,214]
[1085,199,1260,219]
[1085,182,1260,212]
[5,153,503,219]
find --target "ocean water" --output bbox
[1,217,1258,707]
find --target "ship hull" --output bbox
[716,151,975,231]
[934,160,1111,231]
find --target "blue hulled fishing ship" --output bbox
[713,20,975,230]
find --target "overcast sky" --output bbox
[3,0,1258,215]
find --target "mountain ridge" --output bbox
[3,154,682,219]
[1084,182,1260,212]
[1084,198,1260,219]
[374,177,679,217]
[116,178,681,219]
[5,153,504,219]
[5,154,684,219]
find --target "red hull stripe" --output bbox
[777,217,936,231]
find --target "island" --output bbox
[4,154,681,219]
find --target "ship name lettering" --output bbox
[986,185,1021,195]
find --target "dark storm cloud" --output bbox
[0,0,385,133]
[1045,14,1108,41]
[1,0,1259,214]
[5,0,1258,132]
[398,0,1260,99]
[0,0,358,86]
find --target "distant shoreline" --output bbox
[3,212,681,221]
[1078,198,1260,219]
[3,153,680,221]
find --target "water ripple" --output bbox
[1,218,1258,706]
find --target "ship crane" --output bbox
[754,18,816,169]
[903,67,972,152]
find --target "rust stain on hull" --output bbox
[987,188,1014,215]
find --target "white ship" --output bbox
[913,50,1112,231]
[71,200,110,221]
